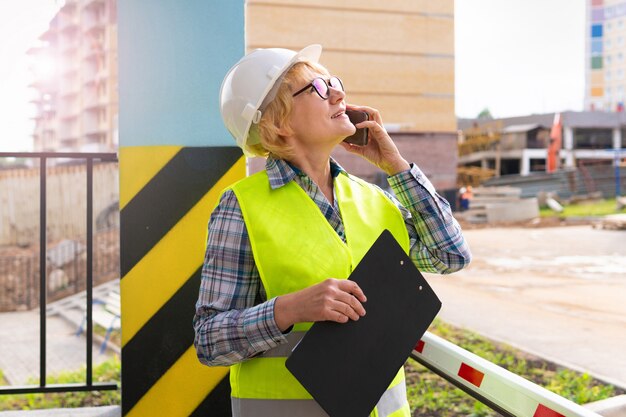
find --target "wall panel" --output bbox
[247,0,453,16]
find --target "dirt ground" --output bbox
[424,223,626,389]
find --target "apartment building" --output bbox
[586,0,626,111]
[28,0,118,153]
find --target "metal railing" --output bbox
[0,152,118,395]
[410,332,602,417]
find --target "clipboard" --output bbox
[285,229,442,417]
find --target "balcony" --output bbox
[83,17,105,35]
[82,0,105,11]
[83,89,107,110]
[58,124,79,142]
[57,101,80,120]
[83,112,108,137]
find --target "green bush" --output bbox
[1,356,120,410]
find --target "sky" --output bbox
[0,0,62,152]
[0,0,587,152]
[455,0,587,119]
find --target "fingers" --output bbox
[332,293,365,321]
[336,279,367,303]
[328,297,361,322]
[281,279,369,327]
[327,279,366,322]
[354,120,386,135]
[346,104,383,125]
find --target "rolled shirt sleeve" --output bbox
[387,163,472,274]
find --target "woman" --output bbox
[194,44,471,417]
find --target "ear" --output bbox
[275,121,293,138]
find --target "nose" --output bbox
[328,86,345,104]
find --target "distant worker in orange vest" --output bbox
[460,186,473,211]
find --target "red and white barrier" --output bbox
[410,332,602,417]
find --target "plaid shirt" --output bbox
[194,157,471,366]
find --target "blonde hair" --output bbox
[247,61,330,159]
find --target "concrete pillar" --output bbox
[521,150,530,176]
[564,126,575,168]
[613,127,622,150]
[118,1,245,415]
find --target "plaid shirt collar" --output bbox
[265,155,345,190]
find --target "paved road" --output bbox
[0,311,115,388]
[0,282,118,389]
[425,225,626,389]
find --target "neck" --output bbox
[286,148,334,203]
[289,151,332,185]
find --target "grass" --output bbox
[0,356,120,410]
[405,319,621,416]
[0,321,621,413]
[540,197,626,218]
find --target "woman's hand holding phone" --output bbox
[340,105,410,175]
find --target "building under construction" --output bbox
[457,111,626,198]
[28,0,118,154]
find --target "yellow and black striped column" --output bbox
[119,147,244,416]
[118,1,245,415]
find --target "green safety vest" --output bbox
[227,169,411,417]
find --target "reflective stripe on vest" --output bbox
[228,170,411,416]
[231,380,410,417]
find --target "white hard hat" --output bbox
[219,44,322,156]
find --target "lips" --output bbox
[331,110,345,119]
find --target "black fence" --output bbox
[0,152,118,395]
[0,229,119,312]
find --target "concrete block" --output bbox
[584,395,626,417]
[485,197,539,223]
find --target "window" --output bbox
[529,159,546,172]
[592,56,603,69]
[592,39,603,54]
[606,70,612,80]
[574,128,613,149]
[592,24,604,37]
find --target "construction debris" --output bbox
[460,186,539,224]
[595,214,626,230]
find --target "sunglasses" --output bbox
[292,76,344,100]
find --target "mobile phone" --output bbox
[344,110,369,146]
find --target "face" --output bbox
[287,69,356,150]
